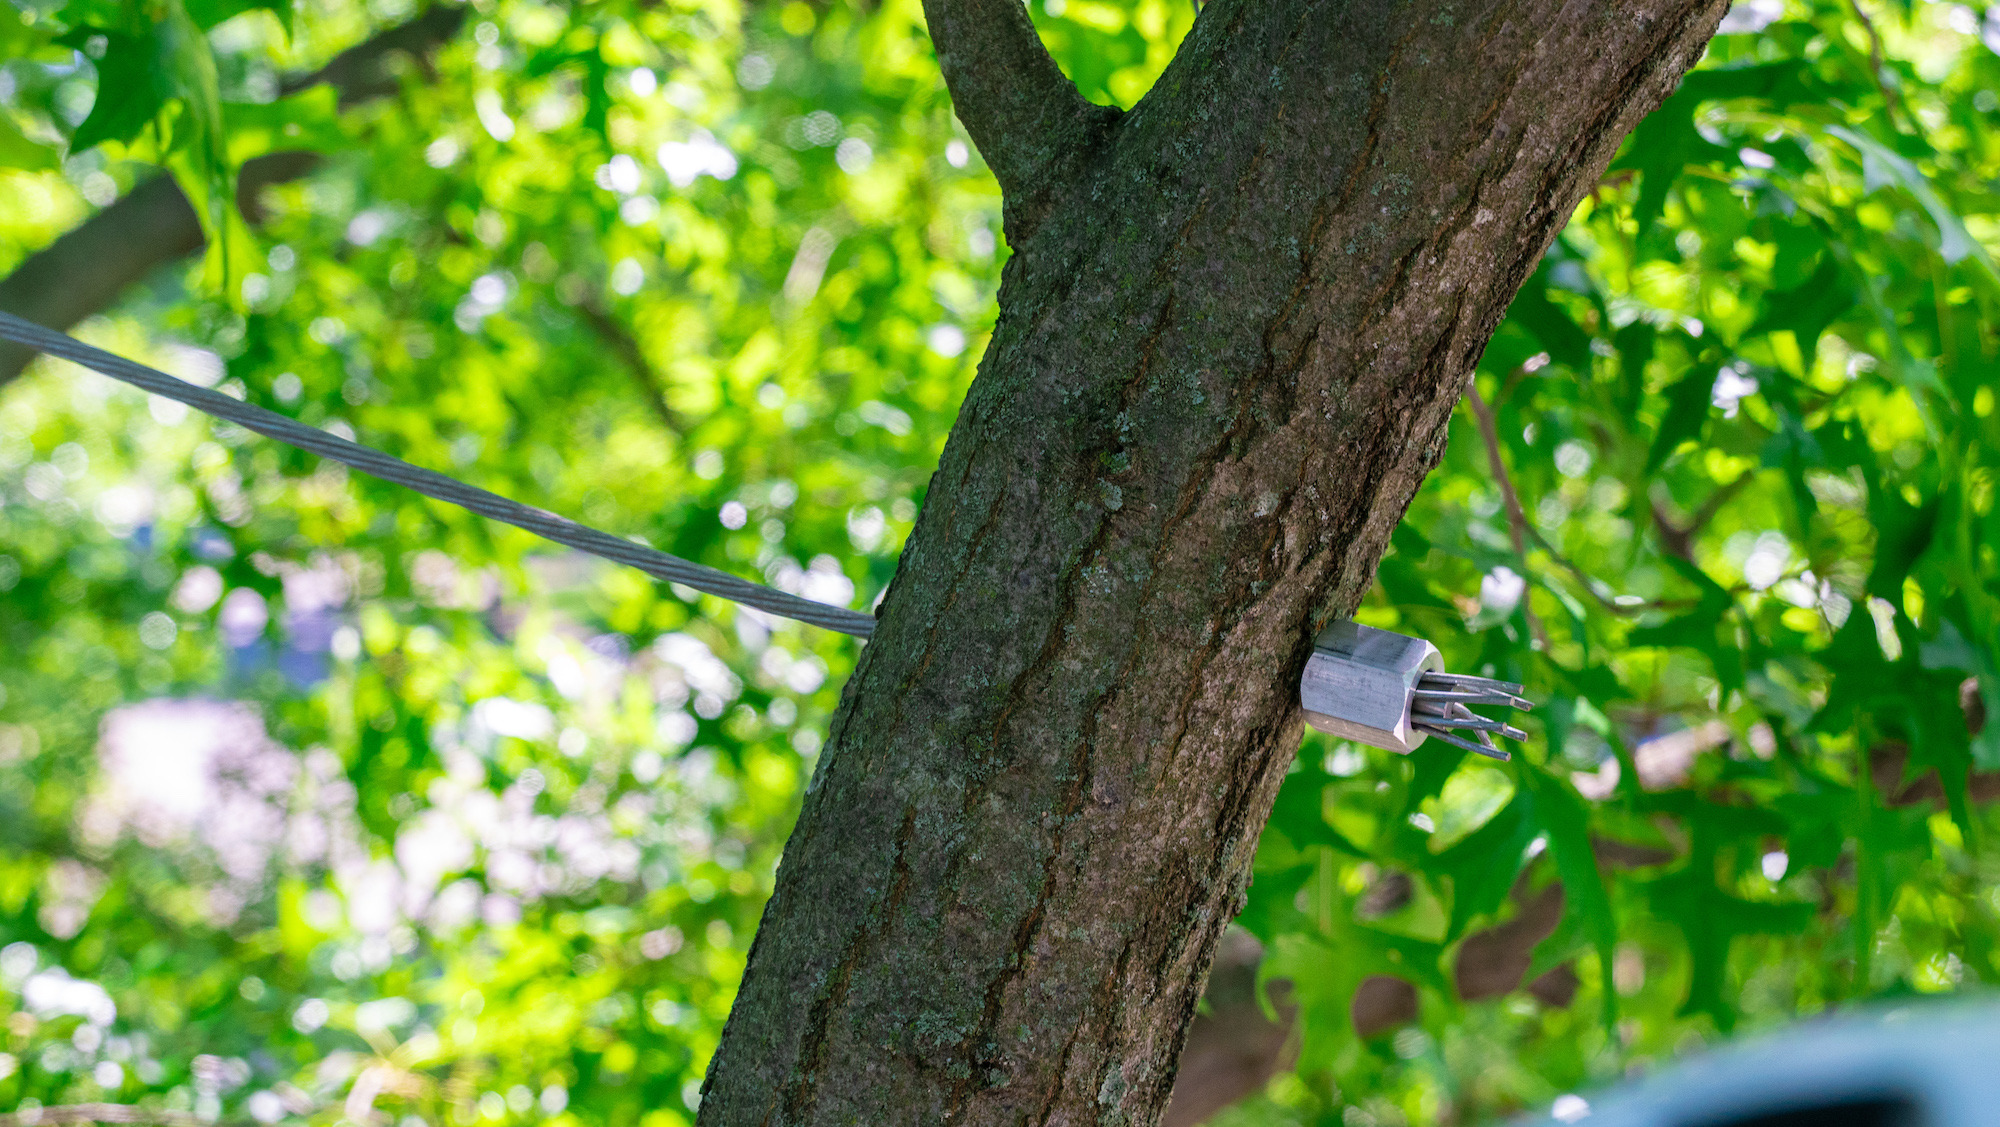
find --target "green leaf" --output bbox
[184,0,291,32]
[1907,677,1975,836]
[1236,861,1317,944]
[223,84,349,163]
[1403,744,1465,817]
[1611,91,1729,235]
[1611,62,1820,234]
[154,0,239,292]
[0,110,58,172]
[1827,125,2000,283]
[1628,556,1740,688]
[1747,254,1850,373]
[1757,393,1822,532]
[1612,320,1656,417]
[1509,269,1593,370]
[1645,363,1716,473]
[1267,764,1368,858]
[157,0,226,174]
[1863,477,1938,602]
[64,28,175,151]
[1429,790,1537,941]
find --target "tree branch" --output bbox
[1465,379,1550,649]
[0,5,466,387]
[920,0,1116,226]
[0,175,205,385]
[1651,470,1753,562]
[284,4,466,108]
[1844,0,1913,135]
[576,298,689,435]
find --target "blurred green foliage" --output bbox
[0,0,1997,1125]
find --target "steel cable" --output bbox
[0,312,878,638]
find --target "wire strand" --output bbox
[0,312,878,638]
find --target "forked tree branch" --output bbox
[0,5,466,387]
[699,0,1731,1110]
[1651,469,1753,561]
[919,0,1116,228]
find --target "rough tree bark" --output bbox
[0,5,464,385]
[697,0,1728,1124]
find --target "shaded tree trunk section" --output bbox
[0,5,464,386]
[699,0,1727,1123]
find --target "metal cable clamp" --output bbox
[1299,621,1532,760]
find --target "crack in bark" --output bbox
[968,506,1112,801]
[1206,704,1301,854]
[1028,1019,1089,1124]
[1120,291,1183,417]
[1156,487,1308,776]
[1057,931,1140,1125]
[946,735,1096,1117]
[1329,20,1425,216]
[1464,0,1538,145]
[875,448,1021,766]
[777,805,919,1126]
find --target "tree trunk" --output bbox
[699,0,1725,1122]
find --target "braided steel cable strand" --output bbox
[1412,671,1531,760]
[0,312,878,638]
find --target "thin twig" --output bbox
[1520,521,1641,617]
[1846,0,1913,134]
[1651,471,1754,562]
[1464,382,1712,621]
[1464,379,1550,649]
[1462,368,1748,628]
[576,299,688,436]
[1507,474,1735,618]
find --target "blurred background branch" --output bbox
[0,6,465,386]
